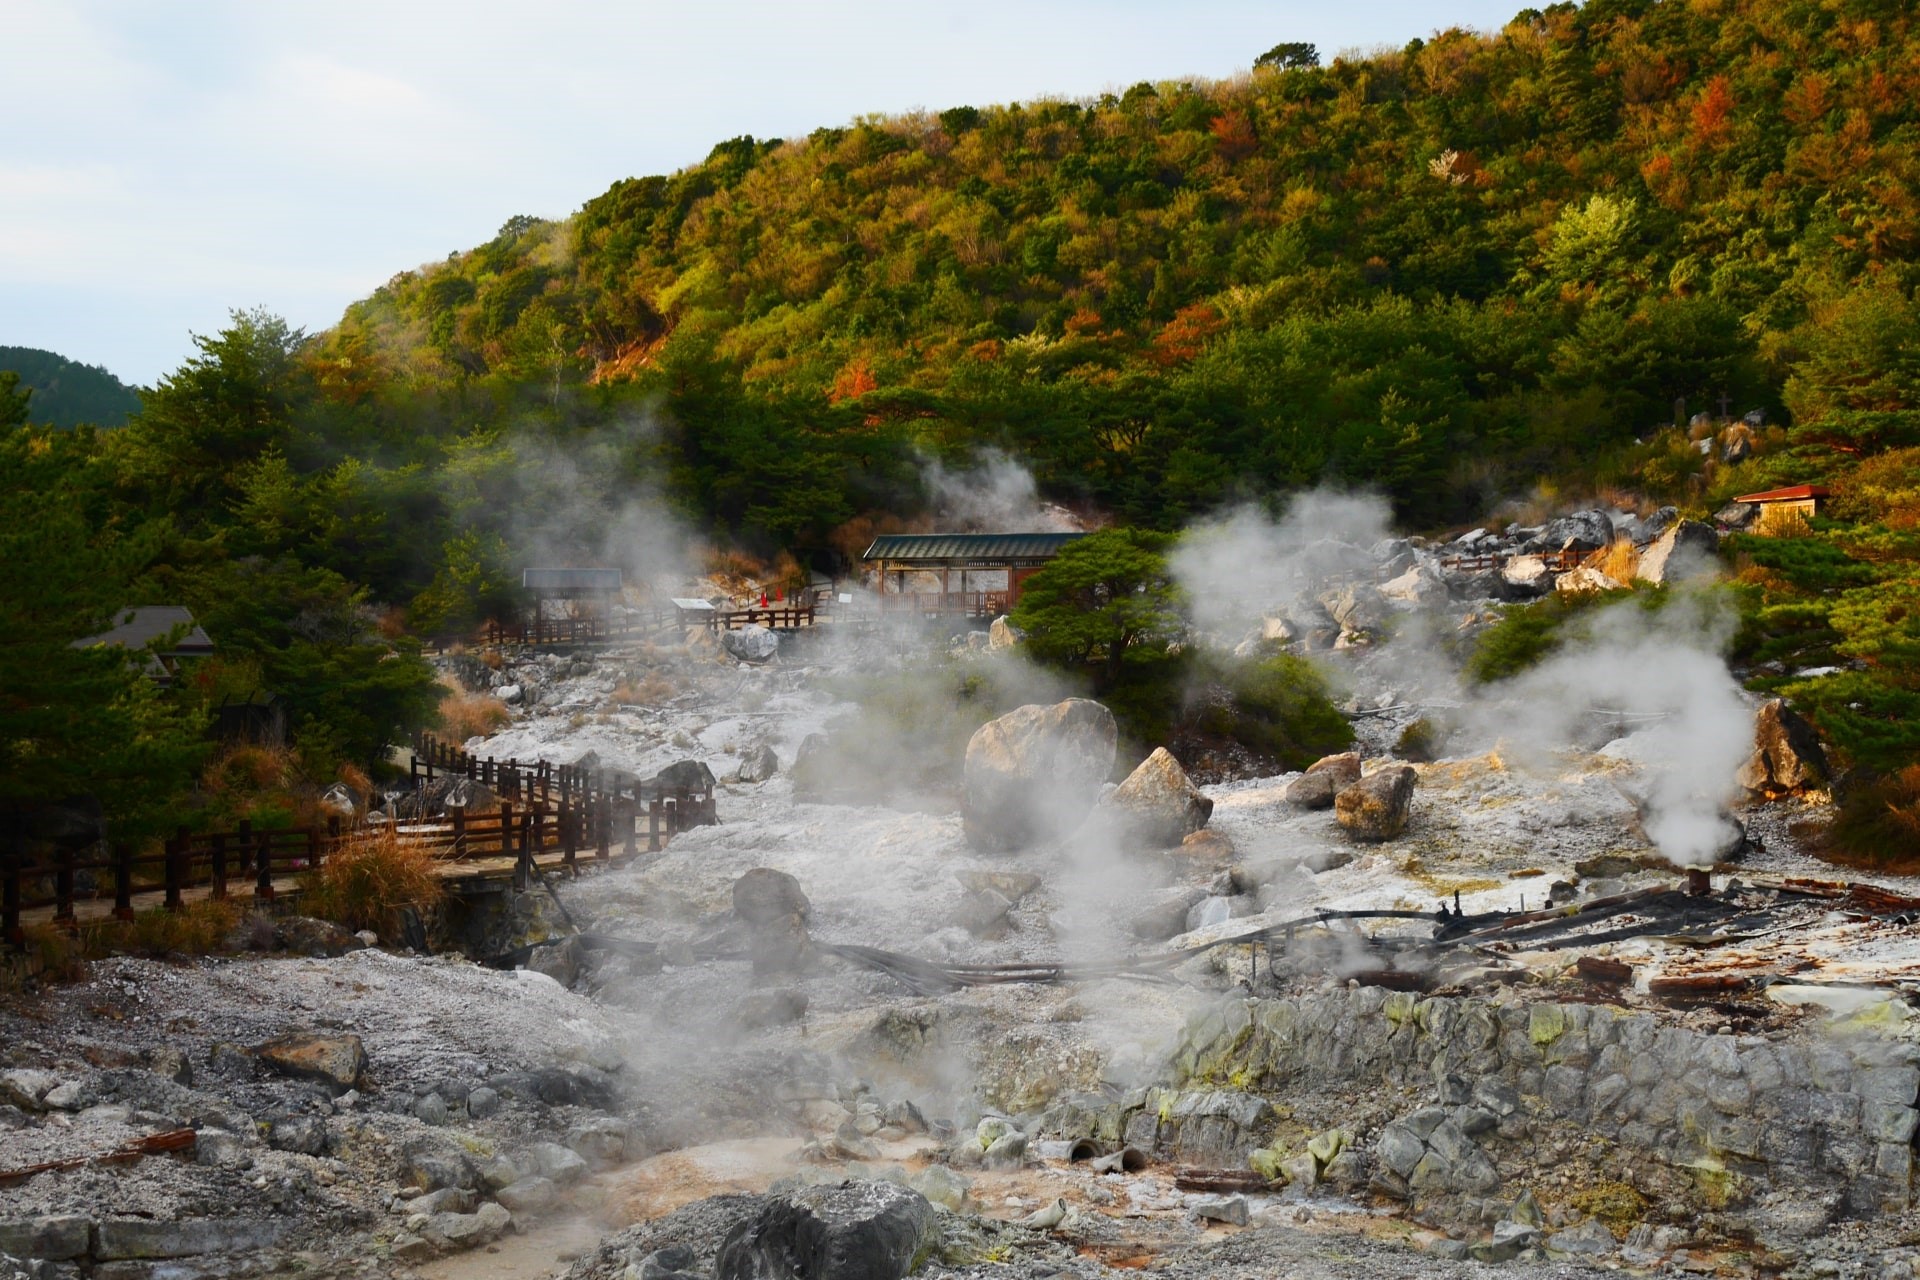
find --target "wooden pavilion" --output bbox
[861,533,1083,616]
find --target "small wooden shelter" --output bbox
[76,605,215,685]
[1732,485,1830,534]
[522,567,622,619]
[862,533,1083,616]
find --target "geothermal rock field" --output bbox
[6,516,1920,1280]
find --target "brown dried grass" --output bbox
[301,827,447,939]
[1587,539,1641,583]
[612,670,676,705]
[437,681,510,740]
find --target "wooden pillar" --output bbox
[1,846,18,946]
[623,802,637,857]
[54,852,75,927]
[594,799,610,863]
[254,828,274,901]
[112,843,134,921]
[211,833,228,900]
[450,808,466,860]
[165,826,188,912]
[562,800,577,873]
[499,801,514,858]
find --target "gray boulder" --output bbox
[1500,555,1555,598]
[253,1033,366,1093]
[1378,564,1448,609]
[1284,753,1362,810]
[1634,519,1719,585]
[962,699,1117,852]
[721,625,779,664]
[1317,584,1389,639]
[738,744,780,783]
[1100,748,1213,847]
[653,759,717,793]
[715,1181,938,1280]
[1525,509,1614,553]
[1736,699,1828,794]
[1715,501,1759,531]
[733,868,810,925]
[1334,767,1417,842]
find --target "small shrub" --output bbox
[21,924,86,981]
[612,671,675,705]
[204,744,296,794]
[301,828,447,939]
[1822,765,1920,870]
[122,899,240,955]
[1395,717,1440,762]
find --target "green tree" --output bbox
[1012,528,1181,689]
[0,371,31,428]
[1254,42,1319,70]
[0,425,204,839]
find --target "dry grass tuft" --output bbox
[203,744,297,795]
[1818,766,1920,872]
[301,827,447,940]
[612,670,675,705]
[1588,539,1640,583]
[478,648,506,671]
[437,680,510,741]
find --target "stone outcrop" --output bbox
[714,1181,938,1280]
[254,1033,366,1092]
[1099,748,1213,847]
[720,625,779,664]
[1525,509,1614,553]
[1284,752,1362,810]
[733,869,812,977]
[962,699,1117,852]
[1379,565,1448,609]
[1334,766,1417,841]
[737,744,780,783]
[1499,555,1554,598]
[1737,698,1829,795]
[987,616,1023,650]
[1104,988,1920,1226]
[1554,565,1625,595]
[1634,519,1719,585]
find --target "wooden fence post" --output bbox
[210,833,228,901]
[499,801,515,859]
[450,807,466,860]
[561,799,577,873]
[2,846,21,945]
[112,843,133,921]
[165,827,188,912]
[54,850,75,927]
[254,828,274,901]
[648,798,662,853]
[622,802,637,858]
[594,800,609,862]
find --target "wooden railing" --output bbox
[1437,548,1585,573]
[705,604,819,632]
[873,591,1008,618]
[3,733,720,944]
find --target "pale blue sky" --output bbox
[2,1,1528,385]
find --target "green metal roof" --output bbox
[862,533,1084,563]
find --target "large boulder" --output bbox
[254,1033,367,1093]
[1736,699,1829,795]
[987,616,1024,651]
[1284,753,1362,810]
[1100,748,1213,847]
[1525,509,1614,553]
[721,625,779,664]
[1554,565,1625,595]
[1714,501,1760,531]
[1499,555,1554,598]
[715,1181,939,1280]
[1334,767,1417,842]
[737,744,780,783]
[962,700,1117,852]
[1378,565,1448,609]
[1317,584,1389,639]
[652,759,717,794]
[733,868,810,925]
[1634,519,1719,585]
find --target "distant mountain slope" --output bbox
[0,346,142,427]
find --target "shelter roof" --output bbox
[1733,484,1830,504]
[862,533,1084,564]
[522,567,623,591]
[78,606,214,655]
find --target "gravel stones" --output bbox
[961,698,1117,852]
[1334,766,1417,841]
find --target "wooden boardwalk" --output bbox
[4,734,712,945]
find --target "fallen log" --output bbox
[1576,956,1634,986]
[0,1128,196,1186]
[1171,1167,1274,1193]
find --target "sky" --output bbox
[1,0,1528,387]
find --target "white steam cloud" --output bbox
[918,448,1080,533]
[1168,492,1396,639]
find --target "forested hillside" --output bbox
[0,347,142,428]
[7,0,1920,854]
